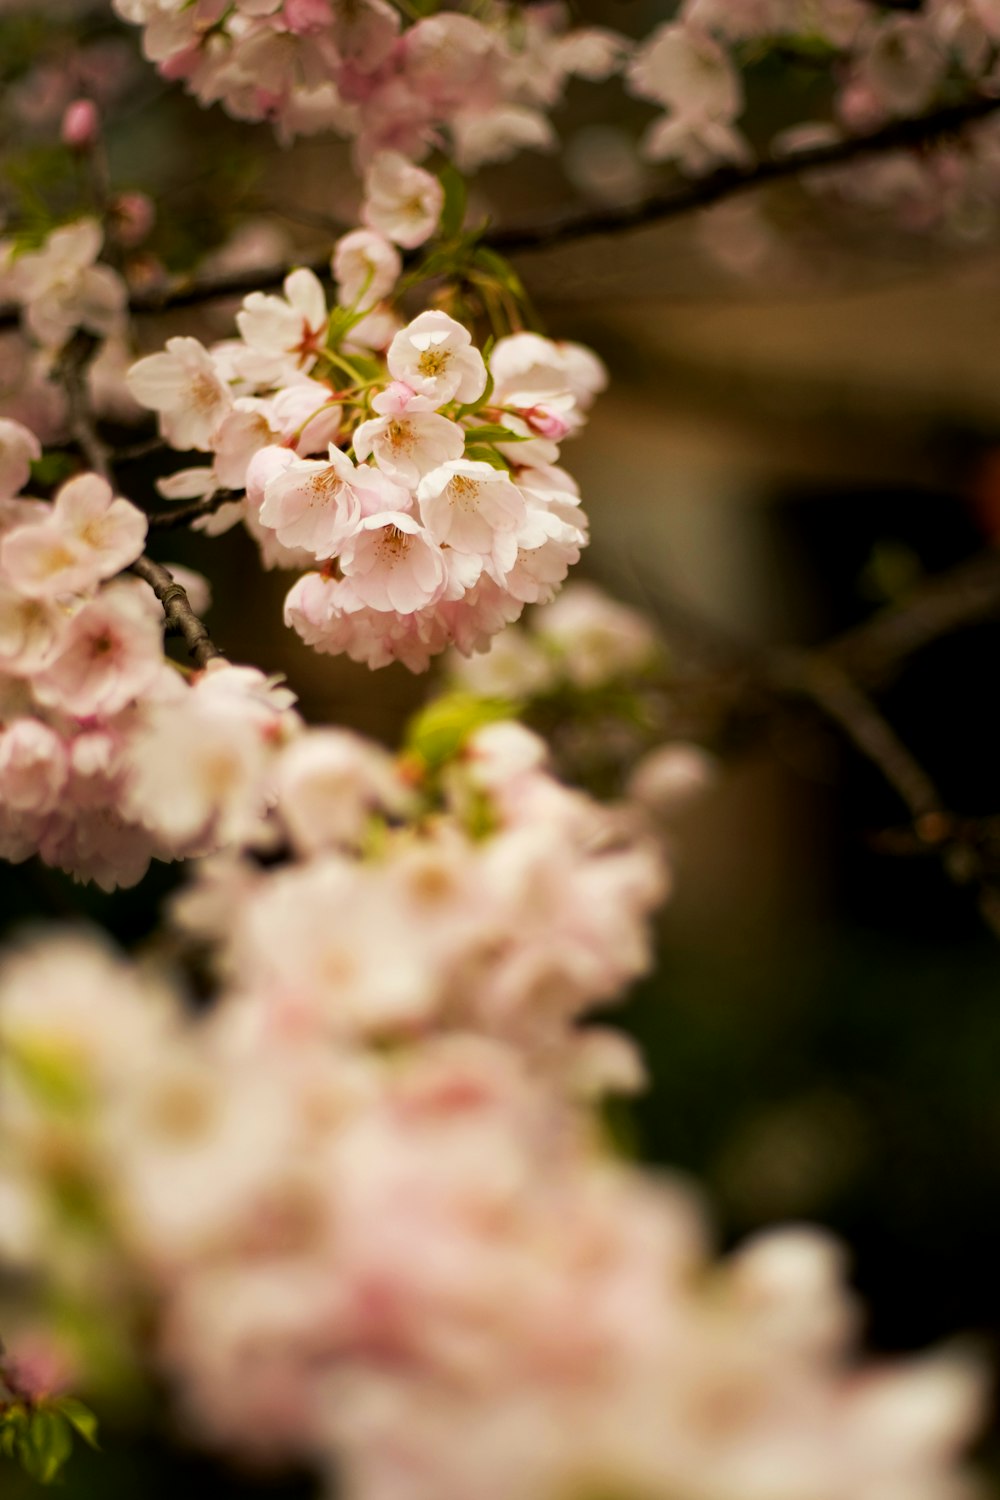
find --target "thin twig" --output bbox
[829,549,1000,689]
[632,550,1000,934]
[769,648,948,830]
[114,434,167,463]
[145,490,241,530]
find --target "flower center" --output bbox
[418,348,450,377]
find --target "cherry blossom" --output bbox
[0,420,41,499]
[236,267,330,374]
[387,310,488,406]
[353,395,465,488]
[0,473,148,598]
[361,152,445,249]
[332,229,403,310]
[126,336,233,451]
[1,219,126,350]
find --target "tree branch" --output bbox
[129,555,222,668]
[635,545,1000,933]
[4,92,999,332]
[767,648,948,830]
[54,332,112,482]
[144,490,240,531]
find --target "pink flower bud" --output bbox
[523,403,572,442]
[111,192,155,248]
[61,98,100,150]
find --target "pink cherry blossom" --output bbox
[127,336,233,451]
[237,267,329,373]
[354,405,465,487]
[256,445,408,558]
[362,151,444,248]
[387,311,487,406]
[339,510,448,613]
[417,459,526,579]
[332,228,402,310]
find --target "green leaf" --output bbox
[6,1039,90,1114]
[462,444,509,470]
[406,692,516,772]
[54,1398,99,1450]
[471,245,526,299]
[29,452,77,489]
[462,424,530,444]
[437,164,468,242]
[20,1408,73,1484]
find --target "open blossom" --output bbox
[127,337,233,450]
[339,510,448,613]
[33,583,166,718]
[0,473,148,598]
[236,267,329,374]
[254,445,408,558]
[387,311,487,405]
[417,459,526,578]
[354,392,465,486]
[362,151,445,248]
[4,219,126,349]
[332,229,402,309]
[490,333,607,425]
[274,728,412,853]
[628,22,742,119]
[125,663,300,851]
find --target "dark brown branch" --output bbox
[129,555,222,668]
[54,332,112,483]
[637,546,1000,935]
[491,92,1000,256]
[4,92,999,332]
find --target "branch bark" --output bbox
[129,555,222,668]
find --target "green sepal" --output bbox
[19,1408,74,1484]
[53,1398,99,1451]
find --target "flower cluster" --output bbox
[172,716,667,1070]
[0,730,984,1500]
[128,201,602,672]
[626,2,1000,229]
[110,0,626,166]
[0,417,304,888]
[449,579,663,699]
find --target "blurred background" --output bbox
[4,0,1000,1492]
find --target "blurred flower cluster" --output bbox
[0,711,985,1500]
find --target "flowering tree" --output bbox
[3,1,1000,1496]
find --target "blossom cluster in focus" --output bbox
[127,166,602,672]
